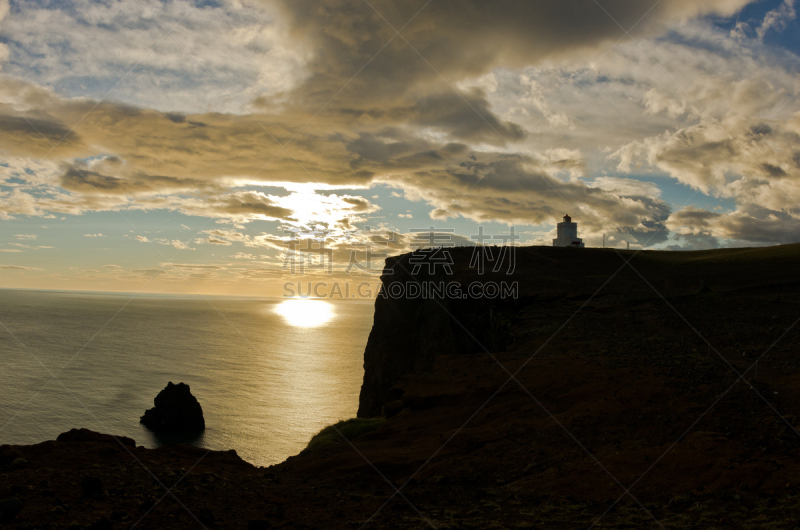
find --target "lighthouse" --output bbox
[552,214,585,247]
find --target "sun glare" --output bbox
[274,299,335,327]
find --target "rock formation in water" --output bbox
[140,381,205,432]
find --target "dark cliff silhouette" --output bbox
[5,243,800,528]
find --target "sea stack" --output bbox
[140,382,205,432]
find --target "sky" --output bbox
[0,0,798,296]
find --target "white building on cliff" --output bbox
[552,214,584,247]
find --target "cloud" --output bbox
[169,240,194,250]
[0,249,22,252]
[6,242,53,250]
[509,76,574,129]
[667,204,800,245]
[131,269,163,278]
[3,0,753,120]
[665,231,722,251]
[274,0,752,98]
[15,234,37,240]
[0,265,40,270]
[60,166,213,195]
[84,233,103,237]
[0,115,83,157]
[165,263,225,271]
[591,177,662,199]
[0,0,305,114]
[587,22,800,245]
[205,237,232,245]
[376,152,671,244]
[186,225,524,277]
[612,109,800,243]
[757,0,796,41]
[0,0,789,252]
[135,236,150,243]
[182,192,295,223]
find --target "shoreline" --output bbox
[4,244,800,527]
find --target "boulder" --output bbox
[8,457,28,471]
[57,428,135,447]
[140,382,205,432]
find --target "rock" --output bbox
[57,428,135,447]
[80,476,104,497]
[248,520,272,529]
[140,382,205,432]
[0,497,23,522]
[8,458,28,471]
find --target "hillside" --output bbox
[3,243,800,528]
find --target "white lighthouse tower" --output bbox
[552,214,584,247]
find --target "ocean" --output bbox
[0,289,374,467]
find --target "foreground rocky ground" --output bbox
[3,244,800,528]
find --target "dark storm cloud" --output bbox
[665,232,721,250]
[341,196,374,211]
[668,204,800,245]
[615,195,671,246]
[269,0,753,149]
[761,163,787,178]
[411,90,525,145]
[275,0,752,91]
[60,167,212,194]
[0,114,83,156]
[346,130,469,170]
[198,192,295,221]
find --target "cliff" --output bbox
[358,243,800,418]
[5,243,800,528]
[357,250,512,417]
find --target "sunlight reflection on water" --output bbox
[273,299,335,327]
[0,291,373,467]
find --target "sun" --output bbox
[274,299,335,327]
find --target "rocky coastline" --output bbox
[4,244,800,528]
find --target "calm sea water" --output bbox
[0,289,374,467]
